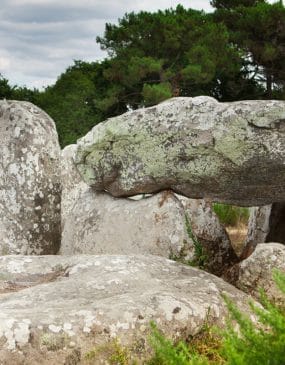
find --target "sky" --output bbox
[0,0,276,90]
[0,0,215,89]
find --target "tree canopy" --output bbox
[212,0,285,97]
[95,6,255,112]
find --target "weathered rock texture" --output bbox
[61,145,237,276]
[241,203,285,259]
[0,255,253,364]
[0,101,61,254]
[61,144,83,224]
[233,243,285,303]
[178,197,238,275]
[75,96,285,206]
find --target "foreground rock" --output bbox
[241,203,285,258]
[61,145,237,276]
[231,243,285,303]
[0,255,252,364]
[0,101,61,255]
[75,96,285,206]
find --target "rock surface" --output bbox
[241,203,285,259]
[178,197,238,275]
[61,145,237,276]
[233,243,285,303]
[75,96,285,206]
[0,255,253,364]
[60,144,84,226]
[0,101,61,255]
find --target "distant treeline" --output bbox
[1,0,285,147]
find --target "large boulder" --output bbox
[232,243,285,303]
[0,101,61,254]
[61,145,237,276]
[75,96,285,206]
[0,255,253,364]
[241,203,285,259]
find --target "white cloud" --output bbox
[0,56,11,72]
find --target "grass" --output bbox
[212,203,250,227]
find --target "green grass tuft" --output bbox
[212,203,249,227]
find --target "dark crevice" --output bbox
[266,202,285,244]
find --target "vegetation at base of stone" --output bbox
[185,214,208,269]
[84,338,136,365]
[169,214,208,269]
[147,322,209,365]
[148,270,285,365]
[40,332,70,351]
[212,203,250,227]
[1,1,284,147]
[147,320,223,365]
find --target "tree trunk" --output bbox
[266,72,273,98]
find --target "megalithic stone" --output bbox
[75,96,285,206]
[0,101,61,254]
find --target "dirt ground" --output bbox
[226,223,248,257]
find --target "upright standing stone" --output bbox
[241,203,285,258]
[0,101,61,254]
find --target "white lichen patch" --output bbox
[68,262,94,275]
[0,318,31,350]
[6,257,32,273]
[48,324,62,333]
[14,320,31,346]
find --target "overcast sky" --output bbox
[0,0,275,89]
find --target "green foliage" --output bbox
[0,74,14,99]
[0,73,40,103]
[273,269,285,294]
[211,0,265,10]
[148,270,285,365]
[147,322,208,365]
[143,82,172,106]
[221,272,285,365]
[213,0,285,97]
[212,203,249,226]
[34,61,105,146]
[96,6,247,110]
